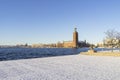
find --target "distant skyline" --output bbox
[1,0,120,45]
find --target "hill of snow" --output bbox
[0,54,120,80]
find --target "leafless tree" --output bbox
[105,29,117,39]
[116,32,120,40]
[116,32,120,50]
[104,29,119,52]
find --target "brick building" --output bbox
[63,28,78,48]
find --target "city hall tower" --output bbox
[73,28,78,48]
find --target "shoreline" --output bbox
[81,51,120,57]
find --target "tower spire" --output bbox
[74,27,77,32]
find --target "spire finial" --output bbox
[74,28,77,32]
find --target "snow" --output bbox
[0,54,120,80]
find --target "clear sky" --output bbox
[0,0,120,45]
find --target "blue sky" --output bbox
[0,0,120,45]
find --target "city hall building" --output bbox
[63,28,78,48]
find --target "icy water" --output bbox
[0,48,117,61]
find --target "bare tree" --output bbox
[116,32,120,39]
[116,32,120,50]
[104,29,117,52]
[105,29,117,39]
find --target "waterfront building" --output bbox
[63,28,78,48]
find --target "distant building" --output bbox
[103,38,120,48]
[63,28,78,48]
[31,28,90,48]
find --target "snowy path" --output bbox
[0,54,120,80]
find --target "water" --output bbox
[0,48,119,61]
[0,48,89,61]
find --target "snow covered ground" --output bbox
[0,54,120,80]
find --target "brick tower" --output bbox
[73,28,78,48]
